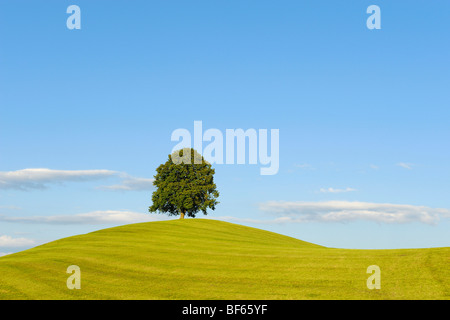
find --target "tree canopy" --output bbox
[149,148,219,219]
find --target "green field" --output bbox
[0,219,448,299]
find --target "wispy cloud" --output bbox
[397,162,414,170]
[0,252,12,257]
[294,163,314,169]
[319,187,356,193]
[0,205,21,210]
[0,168,154,192]
[99,177,154,191]
[255,201,449,225]
[0,210,167,225]
[0,235,36,247]
[0,168,117,190]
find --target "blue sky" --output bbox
[1,0,449,253]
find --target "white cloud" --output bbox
[319,187,356,193]
[294,164,314,169]
[0,235,35,247]
[256,201,450,225]
[0,252,12,257]
[213,216,281,225]
[99,177,154,191]
[0,205,21,210]
[0,168,155,192]
[0,168,117,190]
[397,163,414,170]
[0,210,167,225]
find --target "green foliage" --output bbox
[149,148,219,218]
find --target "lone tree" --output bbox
[149,148,219,219]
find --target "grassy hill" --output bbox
[0,219,448,299]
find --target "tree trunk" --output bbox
[180,211,185,219]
